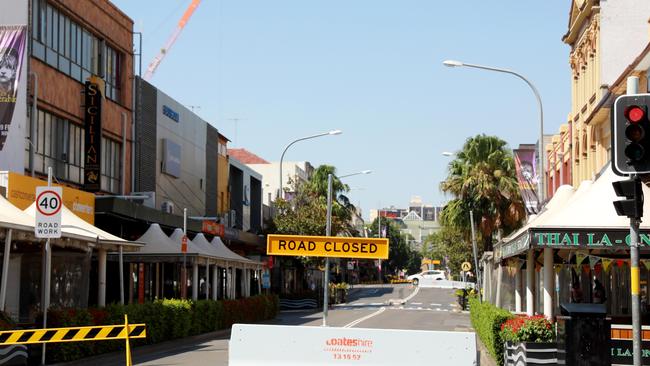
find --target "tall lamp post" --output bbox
[443,60,545,205]
[323,170,372,326]
[278,130,342,200]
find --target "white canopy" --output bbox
[0,194,37,232]
[210,236,258,265]
[135,224,184,254]
[169,228,215,258]
[192,233,227,259]
[24,203,141,250]
[539,165,650,229]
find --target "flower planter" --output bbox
[504,341,557,366]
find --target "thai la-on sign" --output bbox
[84,81,102,191]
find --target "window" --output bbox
[30,1,122,101]
[101,137,121,194]
[28,109,84,184]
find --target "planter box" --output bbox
[504,341,557,366]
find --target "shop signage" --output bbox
[0,24,27,174]
[84,80,102,192]
[162,139,181,178]
[610,339,650,365]
[162,105,179,122]
[5,172,95,224]
[262,271,270,289]
[495,233,530,260]
[34,186,62,238]
[267,234,389,259]
[202,220,224,237]
[531,229,650,249]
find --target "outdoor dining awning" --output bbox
[0,194,38,232]
[210,236,261,267]
[495,164,650,261]
[169,228,218,259]
[23,203,142,251]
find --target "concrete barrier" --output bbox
[418,279,476,289]
[229,324,478,365]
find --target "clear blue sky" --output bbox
[112,0,571,219]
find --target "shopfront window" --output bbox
[101,137,121,194]
[31,0,122,102]
[29,109,85,184]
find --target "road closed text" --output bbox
[267,234,389,259]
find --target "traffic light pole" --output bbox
[629,197,642,366]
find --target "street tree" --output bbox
[440,134,525,252]
[422,226,473,275]
[367,218,421,275]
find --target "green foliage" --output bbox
[469,297,514,366]
[440,134,526,251]
[40,295,279,363]
[423,226,474,275]
[499,316,554,343]
[367,218,420,276]
[272,165,359,238]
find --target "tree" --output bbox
[271,165,358,237]
[440,134,525,252]
[422,226,473,275]
[367,218,421,275]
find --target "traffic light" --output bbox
[612,94,650,175]
[612,179,643,218]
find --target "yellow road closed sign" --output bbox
[267,234,389,259]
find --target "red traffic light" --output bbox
[625,105,646,123]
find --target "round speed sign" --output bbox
[36,189,62,216]
[461,262,472,272]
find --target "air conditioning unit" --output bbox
[161,201,174,214]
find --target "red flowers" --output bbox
[500,315,554,343]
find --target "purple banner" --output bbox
[514,148,539,214]
[0,25,26,151]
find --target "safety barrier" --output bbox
[0,315,145,366]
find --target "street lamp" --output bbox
[323,169,372,326]
[278,130,342,200]
[443,59,545,205]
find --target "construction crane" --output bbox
[143,0,201,80]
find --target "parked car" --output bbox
[407,270,445,286]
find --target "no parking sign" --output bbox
[35,186,62,238]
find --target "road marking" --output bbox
[370,303,383,306]
[411,302,422,305]
[354,303,365,306]
[430,303,441,306]
[343,307,386,328]
[402,285,420,303]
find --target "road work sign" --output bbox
[267,234,389,259]
[461,262,472,272]
[35,186,62,238]
[229,324,477,365]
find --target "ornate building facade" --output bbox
[546,0,650,195]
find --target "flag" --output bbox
[576,252,588,266]
[602,259,613,273]
[588,255,600,270]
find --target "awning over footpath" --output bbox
[23,203,142,251]
[495,164,650,261]
[210,236,261,267]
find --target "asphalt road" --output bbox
[56,284,471,366]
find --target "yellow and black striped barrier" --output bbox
[0,315,145,366]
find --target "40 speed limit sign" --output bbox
[35,186,62,238]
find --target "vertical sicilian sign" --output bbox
[0,24,27,173]
[84,81,102,191]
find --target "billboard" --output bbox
[514,148,539,214]
[0,19,27,173]
[84,80,102,192]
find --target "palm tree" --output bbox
[440,134,526,252]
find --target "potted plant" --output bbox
[328,283,350,304]
[500,315,557,366]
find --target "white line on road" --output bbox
[430,303,441,306]
[343,307,386,328]
[411,302,422,305]
[370,303,383,306]
[402,285,420,303]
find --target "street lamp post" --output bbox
[443,60,545,206]
[323,170,372,326]
[278,130,342,200]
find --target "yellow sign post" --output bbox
[267,234,389,259]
